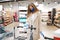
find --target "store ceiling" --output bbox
[1,0,12,1]
[0,0,60,4]
[43,0,59,2]
[36,0,60,3]
[0,0,14,3]
[17,0,60,4]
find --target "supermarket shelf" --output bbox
[54,23,60,28]
[19,12,27,14]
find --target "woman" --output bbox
[27,3,40,40]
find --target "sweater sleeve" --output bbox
[27,11,40,26]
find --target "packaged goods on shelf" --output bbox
[19,17,27,23]
[3,11,13,26]
[54,10,60,27]
[19,9,27,23]
[13,12,18,22]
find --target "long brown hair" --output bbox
[27,3,39,17]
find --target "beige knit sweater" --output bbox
[27,11,40,40]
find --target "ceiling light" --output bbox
[55,2,58,4]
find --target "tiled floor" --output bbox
[40,22,59,40]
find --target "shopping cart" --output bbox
[14,25,36,40]
[29,25,36,40]
[14,26,27,40]
[40,32,54,40]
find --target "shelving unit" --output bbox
[54,10,60,27]
[41,12,48,22]
[3,11,13,26]
[18,6,27,24]
[15,6,29,40]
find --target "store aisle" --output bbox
[3,22,59,40]
[40,22,59,40]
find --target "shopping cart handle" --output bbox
[33,28,36,30]
[30,25,36,30]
